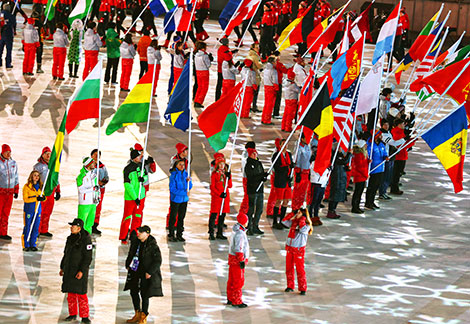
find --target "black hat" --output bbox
[68,218,84,227]
[245,141,256,149]
[137,225,151,234]
[219,37,229,46]
[130,149,140,160]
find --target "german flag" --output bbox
[300,85,334,174]
[278,6,315,52]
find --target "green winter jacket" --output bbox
[106,28,121,59]
[123,161,148,201]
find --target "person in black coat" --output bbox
[124,225,163,323]
[245,148,268,236]
[60,218,93,323]
[327,145,351,219]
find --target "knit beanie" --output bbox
[237,213,248,226]
[1,144,11,154]
[130,149,140,160]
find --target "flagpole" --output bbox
[431,27,449,67]
[183,1,198,45]
[219,76,248,216]
[11,0,19,15]
[124,1,152,37]
[339,14,350,55]
[95,60,103,203]
[156,8,178,41]
[256,78,329,192]
[83,0,97,29]
[236,0,263,50]
[318,42,340,71]
[187,48,193,191]
[43,0,54,25]
[215,0,245,47]
[382,0,402,87]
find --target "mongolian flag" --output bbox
[300,84,334,174]
[277,5,314,52]
[421,105,468,193]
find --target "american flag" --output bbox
[333,78,359,151]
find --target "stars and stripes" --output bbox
[333,78,359,151]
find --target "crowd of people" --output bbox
[0,0,421,322]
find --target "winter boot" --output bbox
[92,223,102,235]
[126,310,141,323]
[202,31,209,40]
[272,207,283,229]
[36,64,44,74]
[326,211,340,219]
[280,206,289,228]
[311,216,323,226]
[73,64,79,78]
[68,64,74,77]
[138,312,148,324]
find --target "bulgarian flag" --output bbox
[69,0,94,25]
[197,81,245,151]
[44,113,67,196]
[45,0,59,21]
[65,63,102,134]
[106,70,154,135]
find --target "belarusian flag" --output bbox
[68,0,93,25]
[197,81,244,151]
[45,0,59,21]
[65,63,102,134]
[44,113,66,196]
[106,70,153,135]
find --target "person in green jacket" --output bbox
[76,157,99,234]
[68,19,83,78]
[104,22,121,84]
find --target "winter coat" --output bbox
[228,223,250,265]
[282,216,309,248]
[295,143,311,170]
[68,29,82,64]
[76,167,97,205]
[272,151,293,188]
[293,63,307,87]
[392,127,414,161]
[124,234,163,297]
[210,169,232,214]
[169,169,192,203]
[283,79,300,100]
[123,161,148,201]
[60,229,93,295]
[378,95,391,120]
[23,182,42,216]
[241,66,256,87]
[245,157,265,194]
[0,155,19,194]
[351,150,369,183]
[105,28,121,58]
[0,10,15,41]
[222,61,238,80]
[174,53,185,69]
[329,152,350,202]
[120,42,136,59]
[147,47,162,65]
[195,51,211,71]
[137,35,152,61]
[22,24,39,45]
[368,141,388,174]
[83,28,101,51]
[53,29,69,48]
[33,159,60,194]
[263,62,278,87]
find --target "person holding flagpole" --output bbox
[76,157,98,234]
[22,170,45,251]
[90,149,109,235]
[83,21,102,80]
[194,41,212,108]
[208,153,231,240]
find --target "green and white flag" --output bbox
[69,0,94,25]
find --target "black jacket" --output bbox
[124,234,163,297]
[272,151,293,188]
[60,229,93,295]
[245,157,265,194]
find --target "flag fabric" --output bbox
[106,70,154,135]
[45,0,59,21]
[414,32,443,79]
[434,33,465,67]
[372,2,401,64]
[350,1,373,42]
[307,4,349,54]
[65,63,101,134]
[465,96,470,123]
[277,6,314,52]
[297,61,319,144]
[165,60,190,131]
[198,81,244,151]
[394,53,413,84]
[339,15,350,55]
[44,113,66,196]
[410,58,470,105]
[409,13,441,62]
[150,0,175,17]
[421,105,468,193]
[300,84,334,174]
[356,56,384,115]
[219,0,261,37]
[333,79,359,151]
[68,0,93,24]
[445,45,470,67]
[164,1,194,33]
[320,35,363,100]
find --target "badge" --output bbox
[87,244,93,250]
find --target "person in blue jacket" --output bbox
[168,159,192,242]
[365,131,389,210]
[22,170,45,251]
[0,4,16,69]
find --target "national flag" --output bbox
[320,35,363,100]
[277,5,314,52]
[372,1,401,64]
[300,84,334,174]
[165,60,190,131]
[394,53,414,84]
[356,56,385,115]
[416,84,435,102]
[45,0,59,21]
[65,63,102,134]
[297,61,318,144]
[106,70,154,135]
[410,58,470,105]
[434,33,465,67]
[219,0,261,37]
[350,1,373,42]
[339,15,350,55]
[68,0,93,24]
[44,113,66,196]
[150,0,175,17]
[198,81,244,151]
[164,0,195,33]
[465,96,470,123]
[445,45,470,67]
[307,3,350,54]
[414,32,443,79]
[409,10,442,61]
[421,105,468,193]
[333,79,359,152]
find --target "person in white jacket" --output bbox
[261,57,279,125]
[308,138,330,226]
[120,34,136,91]
[147,39,162,94]
[76,157,98,234]
[83,21,101,80]
[293,56,307,88]
[22,18,39,76]
[194,41,213,108]
[52,22,69,80]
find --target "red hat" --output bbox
[246,148,257,156]
[134,143,144,151]
[237,213,248,226]
[287,68,296,80]
[373,130,382,139]
[244,59,253,68]
[214,152,225,166]
[1,144,11,154]
[27,18,35,25]
[176,142,188,154]
[42,146,51,155]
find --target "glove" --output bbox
[94,185,100,191]
[54,192,61,201]
[37,195,46,201]
[225,171,231,179]
[240,261,245,269]
[138,176,145,183]
[220,192,227,198]
[208,53,214,62]
[13,193,18,199]
[135,198,141,207]
[147,156,154,164]
[234,60,241,68]
[295,172,301,183]
[231,49,239,54]
[404,135,411,141]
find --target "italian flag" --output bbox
[68,0,94,25]
[44,113,66,196]
[65,63,102,134]
[197,81,244,152]
[106,70,153,135]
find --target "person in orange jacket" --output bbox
[137,29,152,78]
[209,153,232,240]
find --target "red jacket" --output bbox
[276,61,288,84]
[262,10,276,26]
[320,2,331,18]
[351,152,369,183]
[217,44,229,73]
[210,169,232,214]
[391,127,414,161]
[196,0,210,9]
[282,1,292,14]
[400,13,410,30]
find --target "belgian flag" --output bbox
[300,85,334,174]
[278,6,315,52]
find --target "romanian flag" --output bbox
[421,105,468,193]
[165,60,190,131]
[300,84,334,174]
[44,113,66,196]
[307,4,349,54]
[198,81,244,151]
[106,70,154,135]
[278,6,314,52]
[45,0,59,21]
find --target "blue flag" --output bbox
[150,0,175,17]
[218,0,241,31]
[165,60,190,131]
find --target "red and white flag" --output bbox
[222,0,260,36]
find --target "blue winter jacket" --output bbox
[169,169,192,203]
[367,141,388,174]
